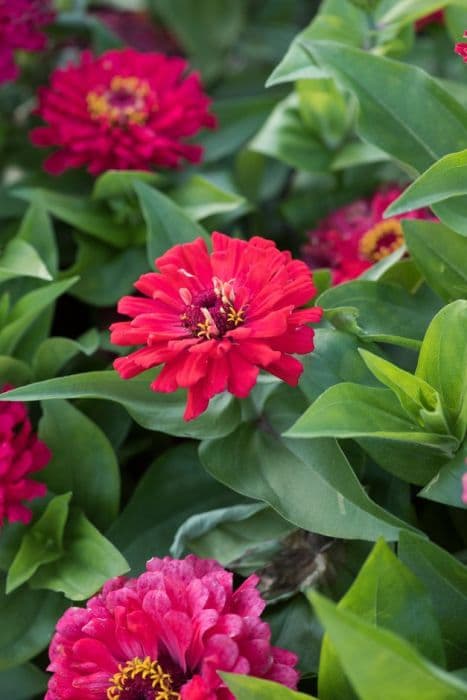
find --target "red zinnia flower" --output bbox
[455,31,467,62]
[0,385,50,526]
[0,0,53,84]
[301,186,435,285]
[110,233,322,421]
[415,10,444,31]
[30,48,216,175]
[45,555,299,700]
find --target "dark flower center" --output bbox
[87,76,154,125]
[107,657,180,700]
[359,219,404,262]
[179,280,245,340]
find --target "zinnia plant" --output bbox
[30,48,216,175]
[0,0,53,84]
[111,232,322,420]
[45,555,298,700]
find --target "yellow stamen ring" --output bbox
[107,656,180,700]
[359,219,404,262]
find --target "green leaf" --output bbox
[0,663,48,700]
[30,510,129,600]
[13,189,131,249]
[250,94,332,173]
[297,77,349,149]
[402,220,467,301]
[0,356,31,386]
[17,201,58,277]
[319,539,445,700]
[0,238,51,282]
[399,531,467,668]
[287,383,458,453]
[92,169,162,200]
[222,673,316,700]
[0,579,65,671]
[134,180,209,266]
[6,494,71,594]
[38,400,120,530]
[108,444,240,571]
[331,141,389,170]
[303,40,467,173]
[377,0,464,27]
[0,277,78,356]
[171,175,247,221]
[32,330,99,381]
[200,419,413,543]
[420,439,467,509]
[309,591,467,700]
[0,371,241,440]
[359,348,450,435]
[416,301,467,441]
[318,280,439,349]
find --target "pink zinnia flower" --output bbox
[30,48,216,175]
[302,186,435,285]
[92,9,180,54]
[0,385,50,526]
[462,469,467,505]
[110,232,322,421]
[45,555,299,700]
[455,31,467,62]
[0,0,53,84]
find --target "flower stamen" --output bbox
[107,656,180,700]
[359,219,404,262]
[87,75,155,125]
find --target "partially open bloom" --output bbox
[30,48,216,175]
[45,555,299,700]
[0,386,50,526]
[0,0,53,84]
[302,186,435,284]
[110,233,322,420]
[455,31,467,62]
[415,10,444,31]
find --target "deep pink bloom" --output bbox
[415,10,444,31]
[0,385,49,526]
[30,48,216,175]
[0,0,53,84]
[462,469,467,505]
[455,31,467,62]
[45,555,299,700]
[92,9,180,54]
[302,186,435,284]
[110,232,322,420]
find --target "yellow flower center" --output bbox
[107,656,181,700]
[359,219,404,262]
[87,76,154,125]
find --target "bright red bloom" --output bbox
[45,555,299,700]
[30,48,216,175]
[110,233,322,421]
[302,186,435,285]
[0,0,53,84]
[0,385,49,526]
[415,10,444,31]
[455,31,467,62]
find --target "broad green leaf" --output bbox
[32,329,99,381]
[250,94,332,173]
[420,440,467,509]
[13,189,132,248]
[134,180,208,266]
[318,280,439,349]
[287,383,458,453]
[0,579,65,671]
[402,220,467,301]
[0,239,51,282]
[302,40,467,173]
[319,539,445,700]
[222,673,316,700]
[17,201,57,276]
[6,494,71,594]
[171,175,247,221]
[266,0,367,86]
[108,444,240,571]
[297,78,349,149]
[377,0,466,27]
[0,371,241,440]
[399,531,467,668]
[416,301,467,441]
[0,663,48,700]
[92,169,161,200]
[309,591,467,700]
[0,277,78,356]
[200,420,413,543]
[0,356,31,386]
[30,510,129,600]
[359,349,450,435]
[39,400,120,530]
[331,141,389,170]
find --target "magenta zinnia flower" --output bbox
[0,385,49,525]
[415,9,444,31]
[0,0,53,84]
[302,185,435,285]
[45,555,299,700]
[110,232,322,421]
[455,31,467,62]
[462,470,467,505]
[30,48,216,175]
